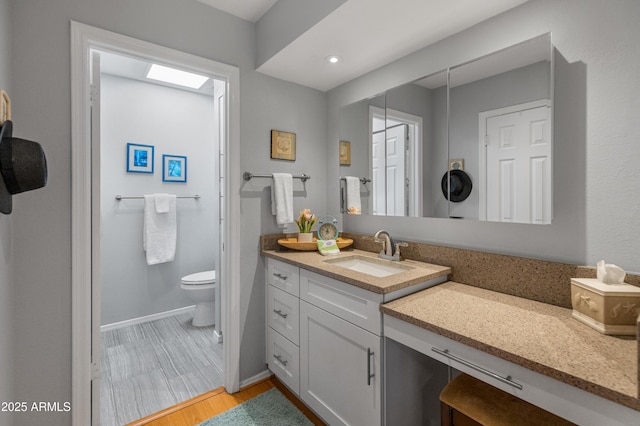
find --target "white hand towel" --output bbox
[345,176,361,215]
[143,194,177,265]
[154,193,171,213]
[271,173,293,227]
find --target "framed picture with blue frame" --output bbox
[126,142,154,173]
[162,154,187,182]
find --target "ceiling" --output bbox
[196,0,278,23]
[102,0,531,93]
[98,51,218,95]
[199,0,530,91]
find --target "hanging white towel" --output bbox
[345,176,361,214]
[154,192,171,213]
[271,173,293,227]
[143,194,177,265]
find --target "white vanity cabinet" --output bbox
[265,255,449,426]
[299,270,383,426]
[265,258,384,426]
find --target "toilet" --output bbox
[181,270,216,327]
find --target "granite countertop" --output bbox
[381,282,639,411]
[261,248,451,294]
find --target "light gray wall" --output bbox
[330,0,640,273]
[239,72,327,381]
[0,0,14,424]
[10,1,325,424]
[338,97,376,214]
[100,74,217,326]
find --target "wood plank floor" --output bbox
[127,377,325,426]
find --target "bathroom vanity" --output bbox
[382,283,639,426]
[262,238,640,426]
[263,250,450,426]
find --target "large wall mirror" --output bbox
[339,33,553,224]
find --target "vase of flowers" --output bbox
[295,208,316,242]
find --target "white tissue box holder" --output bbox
[570,278,640,335]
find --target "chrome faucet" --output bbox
[374,230,408,261]
[374,230,394,258]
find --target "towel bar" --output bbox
[340,176,371,185]
[242,172,310,183]
[115,194,201,200]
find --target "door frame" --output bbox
[386,108,423,217]
[478,98,551,221]
[70,21,242,425]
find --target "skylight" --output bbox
[145,64,209,89]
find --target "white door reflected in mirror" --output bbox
[480,100,551,224]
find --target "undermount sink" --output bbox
[323,255,414,277]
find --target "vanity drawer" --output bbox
[267,327,300,394]
[267,284,299,345]
[300,269,383,335]
[267,258,300,296]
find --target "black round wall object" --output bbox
[441,169,472,202]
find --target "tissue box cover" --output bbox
[571,278,640,335]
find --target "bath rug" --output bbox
[197,387,313,426]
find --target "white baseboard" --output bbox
[214,329,223,343]
[239,369,272,389]
[101,305,196,332]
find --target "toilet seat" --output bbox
[181,270,215,285]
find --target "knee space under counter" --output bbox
[439,373,575,426]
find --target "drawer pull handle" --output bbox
[367,347,375,385]
[273,354,288,366]
[431,347,522,390]
[273,309,288,319]
[273,272,288,280]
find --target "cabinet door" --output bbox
[300,301,381,426]
[300,269,382,335]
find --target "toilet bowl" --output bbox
[181,270,216,327]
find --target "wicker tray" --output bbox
[277,237,353,251]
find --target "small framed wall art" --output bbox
[339,140,351,166]
[162,154,187,182]
[126,143,154,173]
[449,158,464,171]
[270,130,296,161]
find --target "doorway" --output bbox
[95,48,225,425]
[71,22,241,426]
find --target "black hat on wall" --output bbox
[441,169,472,203]
[0,121,48,214]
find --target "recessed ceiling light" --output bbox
[146,64,209,89]
[326,55,342,64]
